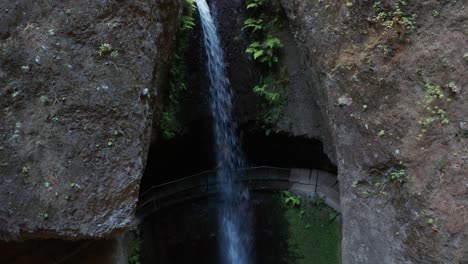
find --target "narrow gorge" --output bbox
[0,0,466,263]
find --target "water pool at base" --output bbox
[140,192,341,264]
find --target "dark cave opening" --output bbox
[139,125,336,193]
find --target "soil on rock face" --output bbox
[279,0,467,263]
[0,0,180,240]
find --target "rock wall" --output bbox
[0,0,181,240]
[279,0,467,263]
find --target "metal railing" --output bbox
[137,166,340,218]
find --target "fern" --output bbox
[246,0,266,9]
[253,69,289,134]
[282,191,301,207]
[253,84,281,103]
[185,0,196,11]
[265,37,281,49]
[246,37,283,67]
[181,16,195,31]
[242,18,264,32]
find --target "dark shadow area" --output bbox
[242,132,336,173]
[140,129,336,193]
[140,120,214,192]
[140,191,341,264]
[0,238,122,264]
[141,192,299,264]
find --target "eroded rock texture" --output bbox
[280,0,467,263]
[0,0,180,240]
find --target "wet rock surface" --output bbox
[0,0,180,240]
[280,0,467,263]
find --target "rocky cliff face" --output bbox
[280,0,467,263]
[0,0,180,240]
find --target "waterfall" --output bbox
[195,0,252,263]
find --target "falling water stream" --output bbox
[195,0,252,263]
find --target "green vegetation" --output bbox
[246,37,283,67]
[128,231,141,264]
[182,0,196,31]
[246,0,266,9]
[243,0,288,134]
[417,82,450,139]
[243,0,283,67]
[22,166,30,174]
[353,163,407,198]
[372,0,417,31]
[389,168,406,185]
[98,42,120,58]
[38,212,49,220]
[181,16,195,31]
[160,0,196,139]
[281,191,301,207]
[377,130,385,137]
[110,50,119,58]
[98,43,113,56]
[39,95,49,104]
[242,18,264,32]
[279,193,341,264]
[426,218,434,225]
[253,69,289,135]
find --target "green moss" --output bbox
[282,195,341,264]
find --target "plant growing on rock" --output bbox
[243,0,289,134]
[98,43,113,56]
[242,18,264,32]
[246,36,282,67]
[39,95,49,104]
[372,0,417,31]
[246,0,266,9]
[377,130,386,137]
[417,82,450,139]
[253,69,289,135]
[160,0,195,139]
[181,16,195,31]
[389,168,406,185]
